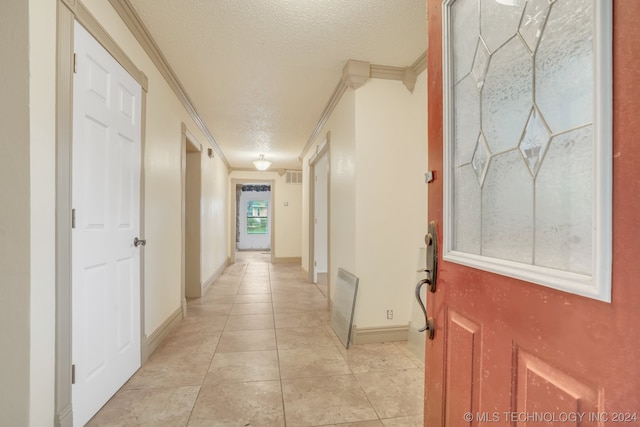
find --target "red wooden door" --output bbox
[425,1,640,425]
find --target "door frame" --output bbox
[229,178,276,264]
[182,125,203,300]
[307,137,330,305]
[55,2,148,426]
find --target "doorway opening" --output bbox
[308,137,330,300]
[236,184,272,252]
[312,154,329,295]
[184,137,202,298]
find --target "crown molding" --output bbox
[299,50,428,159]
[103,0,425,170]
[299,80,348,161]
[370,64,406,80]
[342,59,371,89]
[370,64,420,93]
[410,51,428,76]
[108,0,230,170]
[60,0,149,92]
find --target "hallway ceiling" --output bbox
[127,0,427,170]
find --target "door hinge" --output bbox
[71,209,76,229]
[71,364,76,384]
[73,53,77,74]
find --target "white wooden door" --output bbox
[72,21,142,426]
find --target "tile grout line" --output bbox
[184,259,247,426]
[269,261,289,427]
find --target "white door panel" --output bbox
[72,21,142,426]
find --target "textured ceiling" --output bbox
[128,0,427,170]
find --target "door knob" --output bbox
[134,237,146,247]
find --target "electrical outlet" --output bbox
[386,310,393,320]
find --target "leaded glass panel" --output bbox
[443,0,611,301]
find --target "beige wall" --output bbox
[0,2,32,425]
[29,0,58,424]
[302,90,357,301]
[200,151,229,283]
[302,74,427,331]
[229,170,302,259]
[2,1,231,423]
[354,76,428,328]
[81,0,230,335]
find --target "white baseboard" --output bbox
[141,307,183,363]
[202,258,231,294]
[351,324,409,345]
[56,403,73,427]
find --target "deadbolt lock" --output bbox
[424,221,438,293]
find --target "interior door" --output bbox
[425,1,640,425]
[72,21,142,426]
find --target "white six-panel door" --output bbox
[72,21,142,426]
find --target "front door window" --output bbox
[442,0,612,301]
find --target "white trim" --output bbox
[141,307,182,362]
[442,0,612,302]
[108,0,230,169]
[309,132,330,166]
[593,1,613,303]
[298,52,427,160]
[229,178,276,263]
[351,325,409,345]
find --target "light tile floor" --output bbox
[88,252,425,426]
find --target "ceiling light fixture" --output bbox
[252,154,271,171]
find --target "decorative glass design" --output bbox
[535,126,593,275]
[471,134,489,185]
[454,76,480,167]
[519,108,551,175]
[470,38,490,89]
[452,0,480,83]
[480,0,523,52]
[443,0,612,301]
[535,0,593,133]
[482,36,532,153]
[519,0,553,53]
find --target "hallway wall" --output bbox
[80,0,230,336]
[2,1,230,423]
[200,149,230,286]
[302,90,358,287]
[355,77,428,329]
[302,74,427,334]
[229,171,302,260]
[0,1,35,425]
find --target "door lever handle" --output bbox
[415,278,435,340]
[134,237,146,247]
